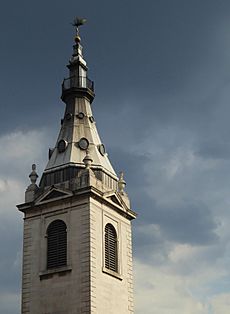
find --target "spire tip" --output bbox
[72,17,87,42]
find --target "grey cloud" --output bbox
[1,0,230,135]
[196,140,230,160]
[134,197,219,247]
[107,147,220,267]
[154,203,219,245]
[0,219,22,293]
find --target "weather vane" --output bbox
[72,17,87,36]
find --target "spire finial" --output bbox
[118,171,126,194]
[72,17,87,43]
[83,149,93,169]
[29,164,38,185]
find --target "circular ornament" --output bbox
[89,116,95,123]
[78,138,89,150]
[57,139,68,153]
[78,112,85,119]
[98,144,106,156]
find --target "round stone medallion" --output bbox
[98,144,106,156]
[57,139,68,153]
[78,112,85,119]
[78,138,89,150]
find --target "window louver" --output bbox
[105,223,118,273]
[47,220,67,269]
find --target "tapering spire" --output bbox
[40,19,117,189]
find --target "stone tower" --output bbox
[17,19,136,314]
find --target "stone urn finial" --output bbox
[118,171,126,194]
[83,150,93,169]
[25,164,39,202]
[29,164,38,185]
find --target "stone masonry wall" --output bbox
[90,197,135,314]
[21,197,91,314]
[21,220,32,314]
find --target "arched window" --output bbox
[105,223,118,273]
[47,220,67,269]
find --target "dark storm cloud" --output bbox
[132,200,220,270]
[109,148,219,250]
[134,196,219,246]
[108,148,151,193]
[196,140,230,160]
[154,203,219,245]
[1,0,230,134]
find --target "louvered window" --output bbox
[47,220,67,269]
[105,223,118,272]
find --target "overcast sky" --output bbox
[1,0,230,313]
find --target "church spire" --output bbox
[17,21,136,314]
[40,19,117,189]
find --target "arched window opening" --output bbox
[47,219,67,269]
[105,223,118,273]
